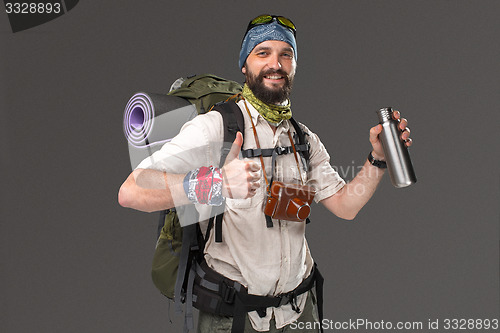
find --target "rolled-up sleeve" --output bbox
[300,123,346,202]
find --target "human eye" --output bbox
[281,49,294,59]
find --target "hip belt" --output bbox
[192,260,324,333]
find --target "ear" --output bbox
[241,65,246,75]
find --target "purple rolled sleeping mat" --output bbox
[123,92,197,169]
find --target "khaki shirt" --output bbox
[137,99,345,331]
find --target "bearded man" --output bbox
[119,14,412,333]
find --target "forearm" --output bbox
[321,110,413,220]
[322,158,385,220]
[118,150,260,213]
[118,169,190,213]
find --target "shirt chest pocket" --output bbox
[225,186,265,209]
[276,155,308,185]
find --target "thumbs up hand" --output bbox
[221,132,262,199]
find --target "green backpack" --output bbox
[151,74,243,300]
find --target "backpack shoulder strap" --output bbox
[289,117,312,225]
[207,100,244,243]
[289,117,310,163]
[212,100,245,166]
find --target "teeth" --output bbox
[266,75,282,79]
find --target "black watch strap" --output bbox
[368,152,387,169]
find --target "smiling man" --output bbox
[119,14,412,333]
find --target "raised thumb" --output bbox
[225,132,243,163]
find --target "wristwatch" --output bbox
[368,151,387,169]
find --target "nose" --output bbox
[268,54,282,70]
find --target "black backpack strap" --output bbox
[314,264,325,333]
[289,117,312,225]
[174,206,200,309]
[213,100,245,166]
[175,210,204,332]
[175,223,196,312]
[209,101,245,243]
[157,209,168,239]
[241,145,307,159]
[289,117,310,167]
[183,258,197,333]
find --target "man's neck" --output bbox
[241,84,292,124]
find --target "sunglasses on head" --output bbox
[245,15,296,37]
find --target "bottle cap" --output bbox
[376,107,393,122]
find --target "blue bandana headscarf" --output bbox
[239,20,297,70]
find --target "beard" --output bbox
[245,68,294,105]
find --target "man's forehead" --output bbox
[252,40,294,53]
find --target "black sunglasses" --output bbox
[245,15,296,37]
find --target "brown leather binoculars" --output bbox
[264,181,316,222]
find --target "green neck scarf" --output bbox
[241,84,292,124]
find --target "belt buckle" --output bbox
[275,146,286,155]
[220,281,236,304]
[277,292,291,307]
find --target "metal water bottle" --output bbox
[376,107,417,188]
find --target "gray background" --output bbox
[1,1,498,332]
